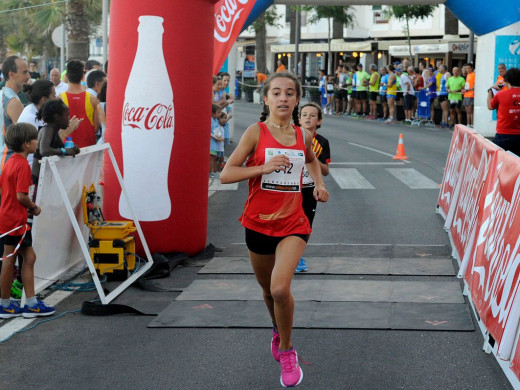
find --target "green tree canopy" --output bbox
[389,5,438,66]
[303,5,354,28]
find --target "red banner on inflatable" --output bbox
[450,134,498,261]
[465,150,520,359]
[437,125,472,219]
[213,0,255,74]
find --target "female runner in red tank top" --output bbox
[221,73,329,388]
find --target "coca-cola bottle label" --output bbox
[119,15,174,221]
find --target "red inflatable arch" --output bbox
[104,0,218,255]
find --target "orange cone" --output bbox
[393,133,408,160]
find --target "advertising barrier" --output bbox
[464,150,520,360]
[448,134,499,264]
[440,129,520,388]
[437,125,472,219]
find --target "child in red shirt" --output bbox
[0,123,56,318]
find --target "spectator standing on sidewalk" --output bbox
[385,65,397,124]
[355,64,370,117]
[256,70,267,93]
[488,68,520,155]
[220,72,328,388]
[437,64,451,128]
[378,66,389,121]
[425,67,437,123]
[397,68,414,123]
[32,100,80,185]
[0,123,56,319]
[447,67,465,128]
[50,68,68,95]
[209,104,223,179]
[367,64,380,120]
[1,56,30,172]
[59,60,99,148]
[334,66,348,116]
[463,63,475,127]
[492,63,507,91]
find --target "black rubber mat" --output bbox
[198,256,455,276]
[175,279,465,304]
[148,300,474,331]
[221,244,451,258]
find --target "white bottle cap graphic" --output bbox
[119,15,174,221]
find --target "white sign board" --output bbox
[32,143,153,304]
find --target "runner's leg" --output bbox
[250,252,277,326]
[272,236,307,350]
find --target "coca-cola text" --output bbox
[122,103,174,130]
[214,0,249,43]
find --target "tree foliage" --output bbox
[250,5,282,33]
[0,0,105,61]
[388,5,437,65]
[390,5,437,22]
[302,6,354,28]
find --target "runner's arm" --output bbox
[220,124,290,184]
[304,129,329,202]
[90,94,100,135]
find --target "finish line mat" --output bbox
[220,244,451,258]
[175,279,465,304]
[198,256,455,276]
[148,301,474,331]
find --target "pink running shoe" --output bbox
[271,328,280,361]
[279,347,303,387]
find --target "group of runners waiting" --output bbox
[317,59,484,129]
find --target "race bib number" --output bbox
[327,84,334,92]
[261,148,305,192]
[465,82,469,90]
[302,165,314,188]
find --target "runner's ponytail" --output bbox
[292,106,300,127]
[260,104,269,122]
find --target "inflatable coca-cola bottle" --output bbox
[119,15,174,221]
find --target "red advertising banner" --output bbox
[450,135,498,261]
[465,150,520,359]
[213,0,256,74]
[437,125,472,219]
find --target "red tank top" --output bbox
[239,122,311,237]
[61,91,96,148]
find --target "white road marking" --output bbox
[348,142,411,164]
[330,168,375,189]
[386,168,439,189]
[0,290,73,341]
[208,179,238,198]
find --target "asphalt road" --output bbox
[0,101,513,390]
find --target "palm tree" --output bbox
[251,6,281,74]
[0,0,103,62]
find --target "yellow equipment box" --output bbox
[82,184,137,278]
[89,236,136,276]
[82,184,136,240]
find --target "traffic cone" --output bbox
[393,133,408,160]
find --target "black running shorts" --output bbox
[245,228,309,255]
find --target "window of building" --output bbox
[373,5,389,24]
